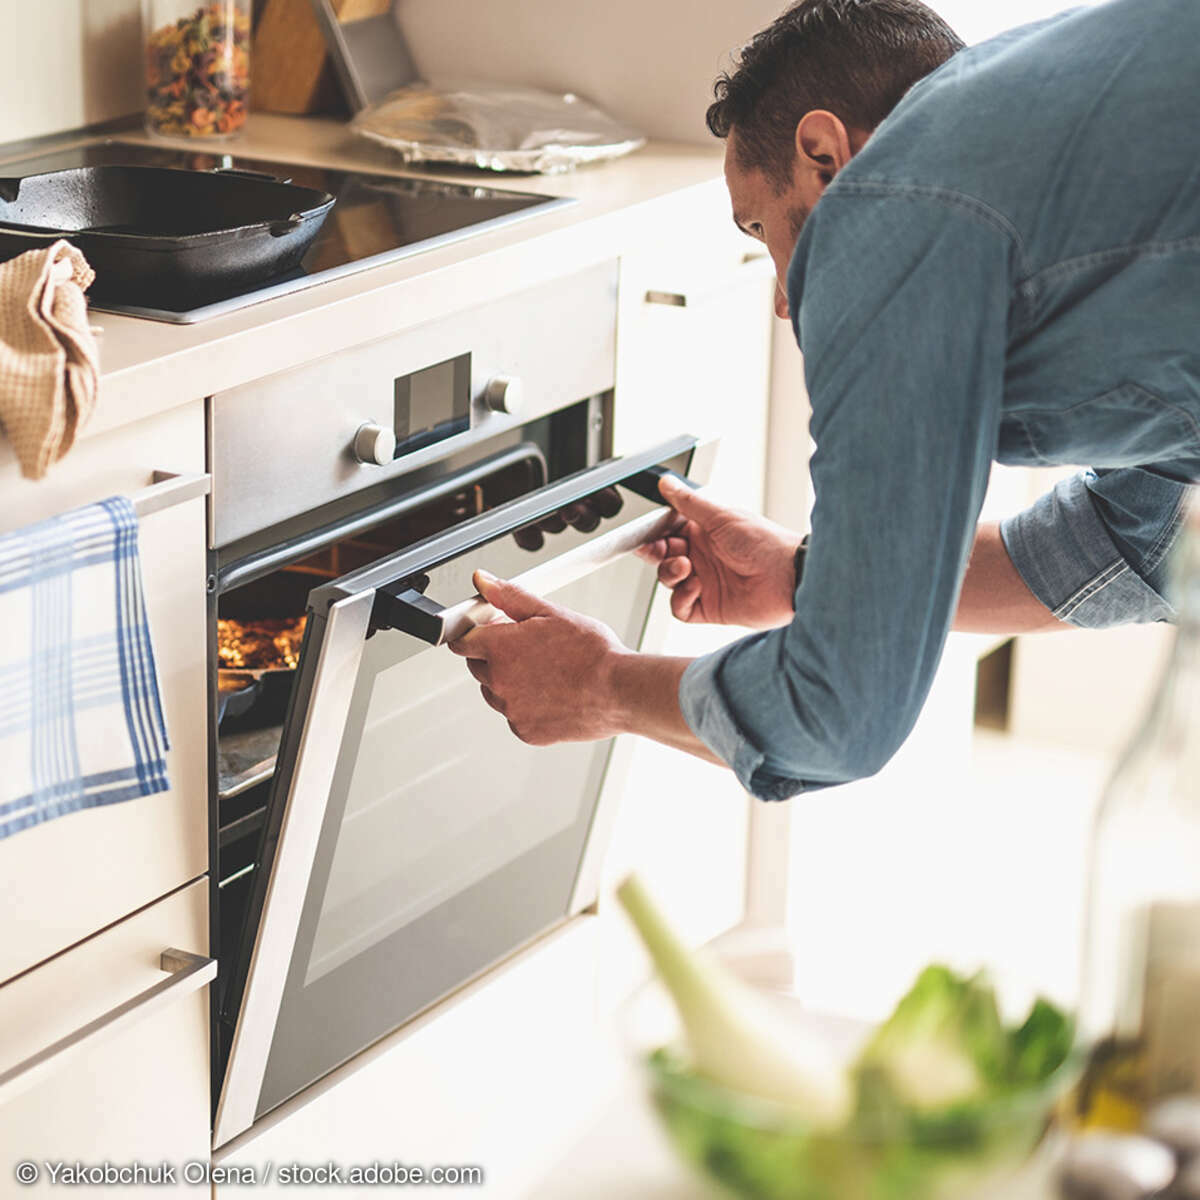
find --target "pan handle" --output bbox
[0,223,59,240]
[268,213,303,238]
[208,166,294,185]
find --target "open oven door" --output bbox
[214,434,714,1147]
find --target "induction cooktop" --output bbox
[0,140,572,324]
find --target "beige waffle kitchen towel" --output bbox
[0,240,99,480]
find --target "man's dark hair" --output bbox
[707,0,964,190]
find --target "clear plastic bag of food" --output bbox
[351,82,646,174]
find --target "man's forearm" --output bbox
[606,653,724,765]
[601,524,1062,769]
[954,522,1069,633]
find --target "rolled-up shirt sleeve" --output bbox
[1000,466,1188,627]
[678,185,1015,801]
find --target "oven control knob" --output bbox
[483,375,523,415]
[353,422,396,466]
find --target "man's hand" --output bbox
[639,476,803,629]
[511,487,624,551]
[449,568,724,766]
[447,570,629,744]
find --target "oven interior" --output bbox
[211,395,607,1074]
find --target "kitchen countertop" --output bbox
[522,1059,712,1200]
[522,1051,1065,1200]
[0,115,727,439]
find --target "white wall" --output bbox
[0,0,1108,149]
[1,0,794,148]
[397,0,1107,148]
[0,0,143,145]
[395,0,789,146]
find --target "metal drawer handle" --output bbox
[0,948,216,1104]
[129,471,211,519]
[644,253,774,308]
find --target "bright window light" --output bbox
[932,0,1106,45]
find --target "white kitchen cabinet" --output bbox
[0,879,212,1196]
[0,400,209,983]
[600,218,776,1000]
[613,223,773,480]
[0,397,203,534]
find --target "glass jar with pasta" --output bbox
[143,1,251,139]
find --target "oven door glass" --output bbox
[216,435,704,1142]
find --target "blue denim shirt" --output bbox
[678,0,1200,802]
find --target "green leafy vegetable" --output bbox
[616,871,1076,1200]
[856,965,1005,1109]
[1008,997,1075,1088]
[857,965,1073,1113]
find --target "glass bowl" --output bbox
[622,974,1076,1200]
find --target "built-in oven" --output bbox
[207,260,708,1146]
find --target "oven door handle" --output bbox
[373,464,701,646]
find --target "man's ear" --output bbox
[794,110,856,185]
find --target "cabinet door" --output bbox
[602,231,775,996]
[0,401,209,983]
[614,236,773,490]
[0,880,213,1197]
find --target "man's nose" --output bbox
[774,281,790,321]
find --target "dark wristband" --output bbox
[794,535,810,591]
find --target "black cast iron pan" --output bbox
[0,165,335,307]
[218,667,296,732]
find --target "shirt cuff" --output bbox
[678,647,808,803]
[999,473,1176,628]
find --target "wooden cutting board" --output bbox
[252,0,392,114]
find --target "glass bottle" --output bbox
[1077,502,1200,1130]
[143,0,251,140]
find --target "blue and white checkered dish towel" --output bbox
[0,496,170,839]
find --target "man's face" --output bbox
[724,116,868,320]
[724,133,817,321]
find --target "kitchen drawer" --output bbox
[0,398,203,534]
[0,879,213,1197]
[0,434,210,984]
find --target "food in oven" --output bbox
[218,615,306,671]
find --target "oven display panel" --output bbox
[392,353,471,458]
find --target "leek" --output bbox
[616,874,852,1126]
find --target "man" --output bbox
[451,0,1200,801]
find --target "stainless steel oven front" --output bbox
[207,262,709,1146]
